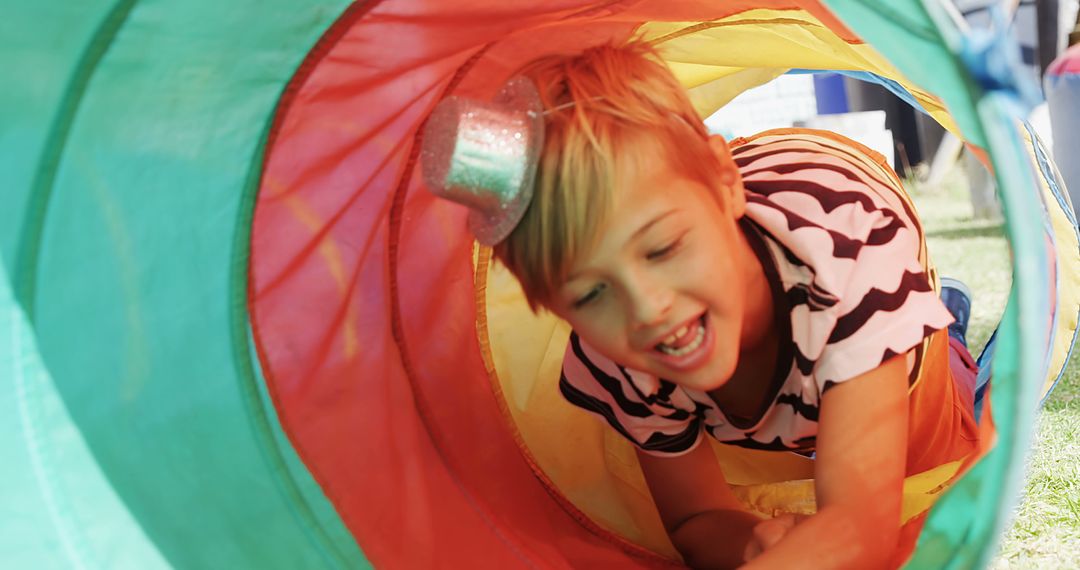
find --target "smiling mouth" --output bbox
[655,314,707,357]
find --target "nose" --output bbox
[626,273,674,330]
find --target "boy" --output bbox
[426,41,981,569]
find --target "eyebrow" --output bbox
[632,208,680,241]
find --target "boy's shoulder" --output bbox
[729,127,895,176]
[731,127,936,329]
[729,127,903,200]
[732,127,917,241]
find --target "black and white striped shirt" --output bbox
[559,129,954,456]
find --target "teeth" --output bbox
[657,323,705,357]
[662,325,690,346]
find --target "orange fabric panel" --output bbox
[905,332,980,475]
[891,334,998,568]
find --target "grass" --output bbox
[906,170,1080,569]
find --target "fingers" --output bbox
[744,514,802,562]
[743,536,763,562]
[753,518,790,551]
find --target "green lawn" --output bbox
[907,174,1080,569]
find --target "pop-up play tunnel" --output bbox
[2,1,1078,569]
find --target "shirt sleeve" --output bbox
[559,332,703,456]
[814,207,954,394]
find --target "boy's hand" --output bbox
[743,514,804,562]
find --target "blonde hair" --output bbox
[493,41,727,310]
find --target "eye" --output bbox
[646,236,684,260]
[572,283,606,309]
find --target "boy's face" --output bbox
[551,137,763,392]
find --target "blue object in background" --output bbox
[813,72,849,114]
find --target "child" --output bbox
[425,42,982,569]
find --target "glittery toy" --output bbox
[420,76,545,245]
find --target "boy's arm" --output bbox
[742,352,910,569]
[636,442,761,569]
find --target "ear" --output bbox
[708,135,746,218]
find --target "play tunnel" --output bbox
[2,1,1078,568]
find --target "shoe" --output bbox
[940,277,972,346]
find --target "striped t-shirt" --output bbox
[559,129,955,457]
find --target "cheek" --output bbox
[688,250,741,304]
[566,311,625,352]
[712,341,741,385]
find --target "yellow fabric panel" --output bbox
[897,460,965,523]
[636,9,960,136]
[477,250,680,559]
[728,459,964,525]
[684,67,787,118]
[1019,128,1080,398]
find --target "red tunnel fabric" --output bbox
[249,1,860,567]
